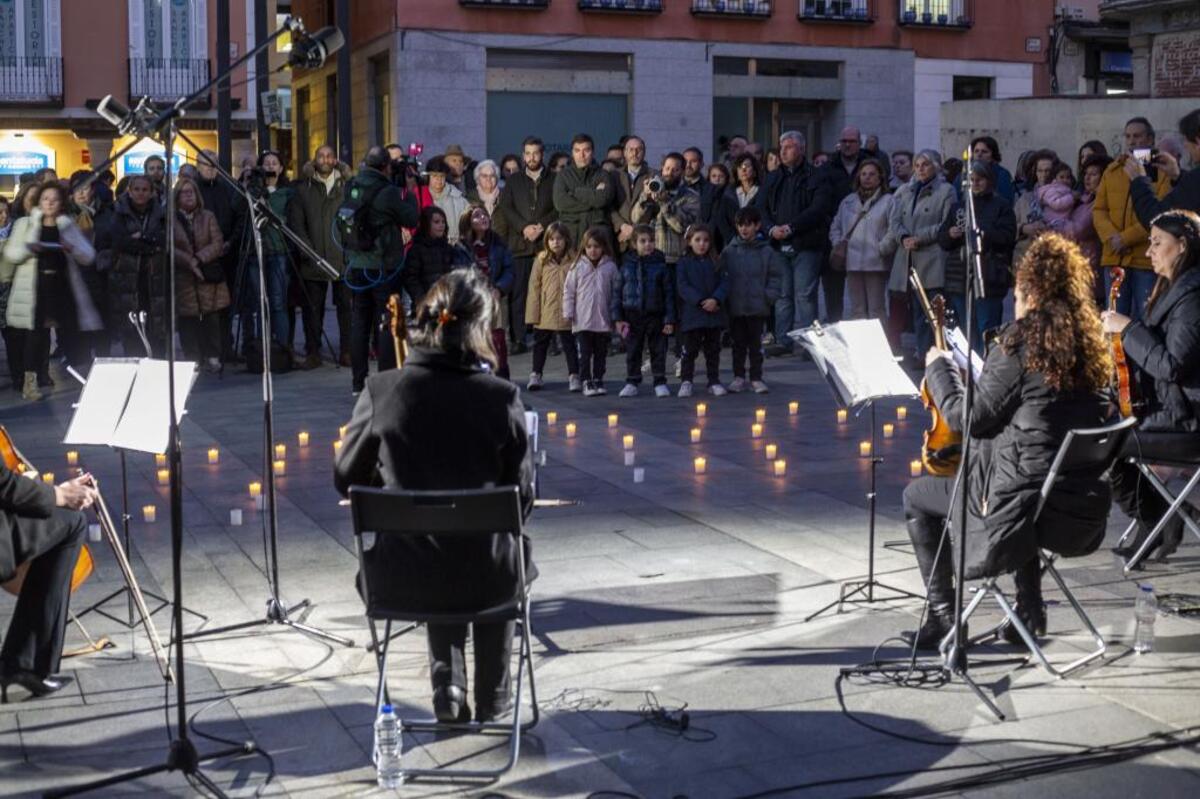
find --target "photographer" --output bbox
[1126,108,1200,225]
[631,152,700,269]
[343,146,419,395]
[386,143,433,252]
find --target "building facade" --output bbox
[290,0,1054,169]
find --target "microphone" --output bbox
[288,26,344,69]
[97,95,159,137]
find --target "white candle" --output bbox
[788,401,799,416]
[333,439,343,456]
[41,472,54,484]
[298,431,310,447]
[207,448,220,464]
[157,468,169,485]
[274,443,286,460]
[142,505,157,522]
[690,428,701,443]
[837,409,848,425]
[860,441,872,458]
[696,403,707,418]
[546,411,558,426]
[249,481,262,498]
[910,460,923,477]
[273,459,286,476]
[694,457,707,475]
[897,406,908,421]
[339,424,348,439]
[155,453,167,467]
[765,443,778,461]
[755,408,766,423]
[66,451,79,466]
[565,423,577,439]
[751,423,763,439]
[623,434,635,451]
[608,413,619,429]
[773,459,787,477]
[883,423,895,439]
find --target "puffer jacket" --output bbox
[829,189,895,273]
[927,327,1112,579]
[402,234,460,309]
[883,175,955,292]
[173,208,230,318]
[676,255,729,331]
[562,254,620,333]
[525,250,573,332]
[553,161,615,246]
[288,160,351,279]
[1121,266,1200,433]
[1092,159,1170,270]
[0,212,101,331]
[612,249,675,323]
[99,193,168,341]
[1036,181,1077,231]
[718,236,784,318]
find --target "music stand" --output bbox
[789,320,925,622]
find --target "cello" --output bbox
[909,274,963,477]
[1109,267,1138,418]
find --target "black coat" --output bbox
[0,462,58,583]
[498,169,557,258]
[288,161,351,279]
[756,160,835,252]
[334,347,534,614]
[552,161,615,246]
[99,195,168,342]
[343,167,419,272]
[1131,166,1200,228]
[402,235,460,309]
[927,329,1112,579]
[937,190,1017,299]
[1122,266,1200,432]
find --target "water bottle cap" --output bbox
[1140,584,1153,592]
[381,703,393,713]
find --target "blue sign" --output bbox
[0,150,51,175]
[122,151,184,175]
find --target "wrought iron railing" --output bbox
[0,57,64,104]
[691,0,773,18]
[129,58,212,102]
[897,0,972,28]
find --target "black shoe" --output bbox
[1114,522,1164,563]
[0,669,73,703]
[475,696,513,723]
[904,611,957,651]
[1002,600,1047,647]
[432,685,471,723]
[764,344,792,358]
[511,341,528,355]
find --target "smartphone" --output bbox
[1132,147,1158,166]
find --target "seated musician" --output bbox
[903,234,1113,650]
[334,269,534,724]
[1,463,97,701]
[1102,209,1200,563]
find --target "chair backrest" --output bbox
[350,485,524,539]
[1036,416,1138,518]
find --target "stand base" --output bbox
[805,579,924,623]
[839,655,1011,721]
[182,597,355,648]
[78,585,207,630]
[43,738,254,798]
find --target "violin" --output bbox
[1109,267,1138,419]
[386,293,409,369]
[909,274,962,477]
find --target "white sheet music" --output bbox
[790,320,919,407]
[945,327,985,381]
[110,360,197,454]
[63,359,140,447]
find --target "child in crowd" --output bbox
[614,225,675,398]
[719,206,783,394]
[454,206,513,378]
[1037,163,1078,235]
[675,224,727,397]
[562,226,621,397]
[525,222,580,392]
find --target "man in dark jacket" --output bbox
[757,130,836,354]
[498,136,557,353]
[289,144,351,369]
[552,134,615,247]
[611,136,652,252]
[1127,108,1200,225]
[683,147,717,231]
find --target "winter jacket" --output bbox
[100,194,168,340]
[562,254,620,334]
[1121,266,1200,433]
[0,212,100,331]
[402,235,459,309]
[829,189,895,273]
[260,183,294,256]
[927,329,1112,579]
[675,255,729,331]
[552,161,615,246]
[430,183,470,246]
[288,160,350,279]
[453,234,514,296]
[525,251,574,332]
[1036,182,1077,233]
[992,163,1015,204]
[632,181,700,265]
[937,190,1017,299]
[1131,165,1200,228]
[1066,193,1101,269]
[612,249,675,324]
[173,208,230,318]
[343,166,420,272]
[756,160,836,252]
[498,169,557,257]
[610,164,652,246]
[1093,159,1171,270]
[883,176,956,292]
[718,237,784,318]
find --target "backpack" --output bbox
[335,177,387,253]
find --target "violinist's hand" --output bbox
[1101,310,1131,335]
[56,474,98,511]
[925,347,949,367]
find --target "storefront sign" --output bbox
[0,150,52,175]
[121,150,184,175]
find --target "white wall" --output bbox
[913,58,1034,154]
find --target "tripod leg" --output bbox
[281,618,355,647]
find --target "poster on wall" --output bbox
[0,150,53,175]
[120,149,184,177]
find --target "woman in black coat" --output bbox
[903,234,1113,649]
[335,269,534,724]
[402,206,459,309]
[1103,210,1200,563]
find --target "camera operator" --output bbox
[386,143,432,251]
[631,152,700,270]
[1127,108,1200,225]
[344,146,419,395]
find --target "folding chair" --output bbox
[1120,438,1200,572]
[349,485,539,781]
[955,417,1137,678]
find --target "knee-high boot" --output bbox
[906,516,959,650]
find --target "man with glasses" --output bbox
[823,126,870,323]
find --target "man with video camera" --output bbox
[1126,108,1200,224]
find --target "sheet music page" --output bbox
[110,360,198,454]
[794,320,919,405]
[945,327,984,380]
[63,359,140,446]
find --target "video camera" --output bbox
[391,142,426,187]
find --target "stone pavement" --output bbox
[2,341,1200,798]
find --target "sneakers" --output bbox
[527,372,544,391]
[728,377,747,393]
[709,383,728,397]
[582,382,599,397]
[654,384,671,398]
[619,383,639,398]
[568,374,583,393]
[595,382,607,396]
[677,381,694,398]
[751,380,769,394]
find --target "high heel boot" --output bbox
[1003,557,1047,646]
[904,516,959,650]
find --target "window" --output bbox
[295,85,311,161]
[369,54,390,147]
[325,74,338,156]
[714,57,751,76]
[756,58,839,79]
[487,49,630,73]
[952,75,991,101]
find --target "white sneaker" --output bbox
[677,381,693,398]
[654,384,671,398]
[595,383,608,396]
[527,372,543,391]
[728,377,747,393]
[751,380,770,394]
[568,374,582,392]
[582,382,599,397]
[709,383,728,397]
[619,383,639,398]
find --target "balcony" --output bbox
[579,0,664,13]
[691,0,772,18]
[897,0,972,29]
[799,0,874,23]
[459,0,550,8]
[0,57,64,106]
[129,58,212,104]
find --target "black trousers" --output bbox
[349,276,401,391]
[821,262,845,324]
[179,315,222,363]
[576,331,609,383]
[426,620,515,716]
[531,329,578,376]
[1111,431,1200,544]
[509,256,533,345]
[681,327,721,384]
[730,315,766,380]
[21,329,51,378]
[299,279,351,358]
[624,313,667,385]
[2,508,87,676]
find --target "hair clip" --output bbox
[437,308,457,327]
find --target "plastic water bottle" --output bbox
[374,703,403,788]
[1134,584,1157,654]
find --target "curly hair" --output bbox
[1005,234,1112,392]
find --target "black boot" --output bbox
[903,516,958,651]
[1003,557,1046,646]
[1115,521,1168,566]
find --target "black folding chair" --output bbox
[1118,435,1200,572]
[955,417,1137,678]
[349,485,539,781]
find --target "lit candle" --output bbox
[608,413,619,429]
[565,423,577,439]
[755,408,767,423]
[690,428,702,443]
[696,402,707,418]
[66,451,79,466]
[623,434,634,451]
[773,459,787,477]
[273,459,286,476]
[41,472,54,484]
[910,460,923,477]
[765,443,778,460]
[693,456,707,475]
[208,448,220,464]
[546,411,558,426]
[788,401,799,416]
[333,439,343,456]
[157,468,169,485]
[339,424,348,439]
[751,423,763,439]
[156,453,167,467]
[298,431,310,447]
[860,441,872,458]
[249,481,262,498]
[897,406,908,421]
[143,505,157,522]
[624,451,636,466]
[837,409,848,425]
[274,443,286,460]
[883,423,895,439]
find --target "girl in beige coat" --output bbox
[525,222,580,391]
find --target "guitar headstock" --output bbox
[1108,267,1126,312]
[386,294,402,337]
[930,294,947,330]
